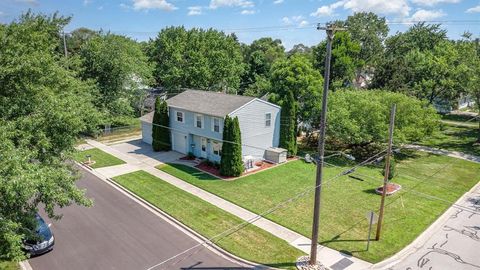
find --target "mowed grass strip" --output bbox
[113,170,303,269]
[73,148,126,169]
[157,153,480,262]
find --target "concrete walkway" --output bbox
[405,144,480,164]
[85,139,372,270]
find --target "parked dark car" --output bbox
[23,214,55,256]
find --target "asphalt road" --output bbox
[28,168,247,270]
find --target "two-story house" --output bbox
[140,90,281,162]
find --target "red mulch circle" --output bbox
[375,183,402,196]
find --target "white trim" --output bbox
[228,98,281,116]
[175,110,184,123]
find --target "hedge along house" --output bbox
[140,89,281,163]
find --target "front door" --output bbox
[201,138,207,158]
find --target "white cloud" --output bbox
[273,0,284,4]
[411,0,460,7]
[299,20,309,27]
[282,15,308,27]
[241,9,256,14]
[311,0,410,18]
[466,5,480,13]
[188,6,203,15]
[132,0,177,11]
[83,0,92,6]
[407,9,446,21]
[209,0,254,9]
[343,0,410,17]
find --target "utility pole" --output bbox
[309,22,346,266]
[375,104,396,241]
[63,31,68,58]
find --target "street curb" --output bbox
[75,162,276,270]
[370,180,480,269]
[19,261,32,270]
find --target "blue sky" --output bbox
[1,0,479,49]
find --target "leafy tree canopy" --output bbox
[149,26,244,92]
[79,32,153,124]
[269,54,323,126]
[0,12,98,261]
[327,90,440,146]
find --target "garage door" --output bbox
[141,122,152,144]
[172,132,187,154]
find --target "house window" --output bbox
[213,141,222,156]
[195,114,203,128]
[176,111,184,123]
[212,118,220,133]
[265,113,272,127]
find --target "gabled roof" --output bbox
[166,89,256,118]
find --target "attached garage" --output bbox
[140,113,153,144]
[172,132,187,154]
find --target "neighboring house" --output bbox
[434,94,476,113]
[140,90,281,162]
[142,87,168,113]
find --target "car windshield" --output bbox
[34,214,52,242]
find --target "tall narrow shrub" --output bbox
[383,157,396,180]
[230,117,244,176]
[220,116,232,176]
[279,91,297,156]
[152,97,170,151]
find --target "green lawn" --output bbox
[73,148,125,169]
[422,117,479,156]
[0,261,18,270]
[157,152,480,263]
[113,170,303,269]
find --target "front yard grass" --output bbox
[157,152,480,263]
[73,148,125,169]
[113,170,303,269]
[421,123,479,156]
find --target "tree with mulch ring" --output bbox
[152,97,170,151]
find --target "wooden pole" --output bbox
[375,104,396,241]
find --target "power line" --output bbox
[144,148,388,270]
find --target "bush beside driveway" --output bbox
[113,170,304,270]
[157,152,480,263]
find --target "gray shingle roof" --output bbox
[166,90,255,118]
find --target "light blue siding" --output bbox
[169,107,223,161]
[229,99,281,159]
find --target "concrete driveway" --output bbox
[28,167,248,270]
[110,139,183,167]
[386,183,480,270]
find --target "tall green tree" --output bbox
[327,90,439,148]
[220,116,233,176]
[79,33,153,124]
[279,91,297,156]
[0,12,99,260]
[241,37,285,91]
[345,12,389,66]
[220,116,243,177]
[65,27,99,55]
[269,54,323,127]
[312,31,364,88]
[149,27,244,91]
[152,97,170,151]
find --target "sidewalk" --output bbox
[84,139,372,270]
[371,181,480,270]
[405,144,480,163]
